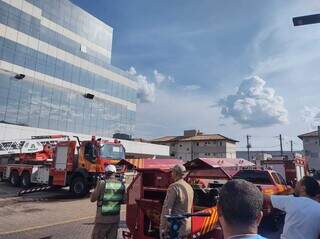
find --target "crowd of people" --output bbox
[89,164,320,239]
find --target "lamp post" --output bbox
[293,14,320,26]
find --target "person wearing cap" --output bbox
[90,164,125,239]
[160,164,194,239]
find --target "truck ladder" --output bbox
[0,135,69,156]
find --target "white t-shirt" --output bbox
[271,195,320,239]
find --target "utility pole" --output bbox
[246,135,251,161]
[290,140,293,154]
[279,134,283,157]
[318,126,320,152]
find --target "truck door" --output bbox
[52,144,69,186]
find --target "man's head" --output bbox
[294,176,320,198]
[171,164,186,182]
[105,164,117,176]
[218,179,263,236]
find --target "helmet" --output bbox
[105,165,117,173]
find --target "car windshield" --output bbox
[100,144,125,160]
[233,171,272,185]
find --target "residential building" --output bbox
[298,131,320,170]
[0,0,168,157]
[151,130,238,161]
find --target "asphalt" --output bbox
[0,218,128,239]
[0,182,282,239]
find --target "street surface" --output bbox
[0,182,281,239]
[0,182,126,239]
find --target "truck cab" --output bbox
[233,169,290,195]
[78,137,125,174]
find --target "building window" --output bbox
[179,144,182,147]
[208,142,211,144]
[219,142,223,146]
[186,148,189,151]
[179,156,182,159]
[196,142,199,146]
[208,153,210,156]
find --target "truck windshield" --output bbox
[233,170,272,185]
[100,144,125,160]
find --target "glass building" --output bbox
[0,0,137,138]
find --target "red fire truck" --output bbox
[0,135,125,197]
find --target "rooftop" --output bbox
[298,130,318,139]
[151,130,238,143]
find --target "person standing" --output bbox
[268,176,320,239]
[160,164,194,239]
[90,164,125,239]
[218,179,266,239]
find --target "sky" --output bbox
[71,0,320,151]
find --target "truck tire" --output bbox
[70,176,88,197]
[21,172,31,188]
[9,171,20,187]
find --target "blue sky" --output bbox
[72,0,320,151]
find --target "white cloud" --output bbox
[302,106,320,130]
[136,75,156,103]
[218,76,288,128]
[183,84,201,91]
[153,70,166,84]
[127,67,176,103]
[128,66,155,103]
[128,66,137,75]
[153,70,175,85]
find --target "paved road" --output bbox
[0,218,128,239]
[0,182,128,239]
[0,182,281,239]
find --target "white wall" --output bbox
[302,136,320,170]
[0,123,169,156]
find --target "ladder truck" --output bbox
[0,135,125,197]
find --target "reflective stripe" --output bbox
[101,180,125,216]
[105,181,123,190]
[101,202,121,215]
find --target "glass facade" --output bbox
[0,0,137,137]
[0,71,135,136]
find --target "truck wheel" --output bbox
[70,177,88,197]
[21,172,31,188]
[9,171,20,187]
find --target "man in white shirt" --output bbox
[270,176,320,239]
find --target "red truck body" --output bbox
[0,135,125,196]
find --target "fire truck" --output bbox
[0,135,125,197]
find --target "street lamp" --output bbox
[293,14,320,26]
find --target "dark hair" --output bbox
[301,176,320,197]
[218,179,263,227]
